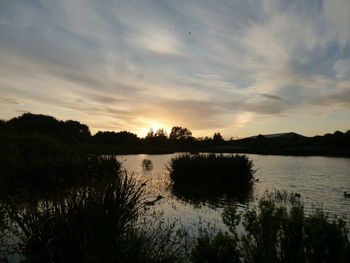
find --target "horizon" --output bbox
[1,0,350,138]
[3,112,349,139]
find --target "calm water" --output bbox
[119,153,350,231]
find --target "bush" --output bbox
[142,159,153,171]
[191,191,350,263]
[1,161,188,262]
[4,171,145,262]
[0,154,121,199]
[168,154,255,203]
[168,154,255,186]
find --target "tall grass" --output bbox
[191,191,350,263]
[4,170,145,262]
[168,154,255,203]
[168,154,255,185]
[1,156,188,262]
[0,154,121,199]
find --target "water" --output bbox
[119,153,350,231]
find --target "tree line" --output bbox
[1,112,350,156]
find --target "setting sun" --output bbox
[137,120,171,138]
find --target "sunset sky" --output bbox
[1,0,350,138]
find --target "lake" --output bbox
[120,153,350,232]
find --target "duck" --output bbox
[344,192,350,198]
[144,195,164,206]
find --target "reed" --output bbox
[5,170,145,262]
[168,154,255,185]
[191,191,350,263]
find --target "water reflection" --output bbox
[171,182,253,208]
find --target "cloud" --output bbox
[0,0,350,137]
[323,0,350,48]
[334,58,350,79]
[0,96,19,104]
[313,81,350,108]
[257,93,283,100]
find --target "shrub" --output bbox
[191,191,350,263]
[168,154,255,186]
[142,159,153,171]
[168,154,255,203]
[0,154,121,199]
[4,171,145,262]
[2,163,187,262]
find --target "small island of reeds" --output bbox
[168,154,256,201]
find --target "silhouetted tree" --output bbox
[5,113,90,143]
[169,126,192,140]
[0,119,5,130]
[144,128,167,146]
[145,128,154,139]
[257,134,265,140]
[334,131,343,136]
[93,131,139,145]
[154,128,167,139]
[213,132,224,144]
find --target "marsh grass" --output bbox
[123,215,190,263]
[1,155,189,262]
[191,191,350,263]
[168,154,255,204]
[168,154,255,186]
[0,154,121,199]
[142,159,153,171]
[3,171,145,262]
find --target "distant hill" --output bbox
[245,132,305,139]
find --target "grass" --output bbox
[168,154,255,203]
[168,154,255,185]
[0,154,121,199]
[142,159,153,171]
[3,170,144,262]
[0,153,188,262]
[191,191,350,263]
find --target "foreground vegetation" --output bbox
[0,157,187,262]
[191,191,350,263]
[0,149,348,262]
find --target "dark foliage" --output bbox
[191,192,350,263]
[2,113,90,144]
[168,154,255,204]
[168,154,255,186]
[142,159,153,171]
[0,146,121,199]
[92,131,139,145]
[0,160,186,262]
[169,126,192,140]
[3,171,146,262]
[1,112,350,156]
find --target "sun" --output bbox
[137,120,171,138]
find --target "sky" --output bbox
[0,0,350,138]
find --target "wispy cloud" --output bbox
[0,0,349,137]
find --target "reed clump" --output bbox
[191,191,350,263]
[1,158,188,262]
[168,154,255,191]
[4,170,145,262]
[0,154,121,199]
